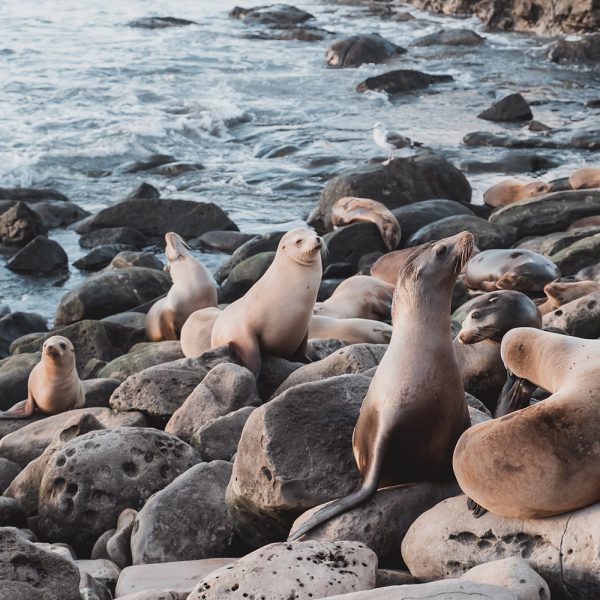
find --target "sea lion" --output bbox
[145,232,218,342]
[537,279,600,315]
[211,228,323,376]
[454,291,542,411]
[309,315,392,345]
[288,232,474,540]
[453,328,600,518]
[180,306,222,358]
[483,179,553,208]
[331,197,401,251]
[313,275,394,321]
[568,166,600,190]
[465,248,560,292]
[0,336,84,419]
[369,247,417,285]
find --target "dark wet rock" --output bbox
[246,27,330,41]
[101,311,146,330]
[489,189,600,238]
[82,378,121,408]
[214,231,284,283]
[518,226,600,256]
[0,527,80,600]
[0,497,27,527]
[586,98,600,109]
[192,406,256,462]
[109,250,164,270]
[55,267,171,326]
[219,251,275,303]
[124,182,161,201]
[478,93,532,122]
[391,199,474,243]
[291,482,460,566]
[322,262,354,279]
[256,355,303,400]
[550,233,600,276]
[230,5,314,27]
[13,320,144,375]
[131,461,234,564]
[127,17,197,29]
[0,187,69,203]
[412,28,484,46]
[31,200,90,228]
[73,244,130,271]
[226,374,370,546]
[308,338,348,361]
[79,226,148,250]
[460,152,559,174]
[115,154,176,174]
[326,33,405,68]
[165,362,260,444]
[463,131,561,149]
[528,119,552,133]
[542,291,600,338]
[407,214,516,250]
[0,202,48,247]
[549,33,600,62]
[324,222,387,272]
[194,230,256,253]
[0,311,47,359]
[0,352,40,411]
[6,236,68,274]
[38,427,201,555]
[98,341,184,381]
[569,129,600,150]
[0,459,21,494]
[153,161,204,177]
[309,154,471,232]
[550,176,573,192]
[356,69,453,94]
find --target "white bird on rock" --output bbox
[373,122,421,165]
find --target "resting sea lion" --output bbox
[309,315,392,344]
[180,307,222,358]
[465,248,560,292]
[453,328,600,518]
[331,197,401,251]
[369,247,417,285]
[537,279,600,315]
[568,166,600,190]
[313,275,394,321]
[145,232,217,342]
[483,179,553,208]
[211,228,323,376]
[454,291,542,412]
[288,232,474,540]
[0,336,84,419]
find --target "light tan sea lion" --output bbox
[314,275,395,320]
[483,179,553,208]
[453,328,600,518]
[309,315,392,344]
[568,166,600,190]
[288,232,474,540]
[0,336,84,419]
[537,279,600,315]
[211,228,323,376]
[145,232,218,341]
[465,248,561,292]
[331,196,401,251]
[369,247,416,285]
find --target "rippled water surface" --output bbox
[1,0,599,320]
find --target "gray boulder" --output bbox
[326,33,405,68]
[6,236,68,274]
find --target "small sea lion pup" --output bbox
[0,336,84,419]
[537,279,600,315]
[454,328,600,518]
[288,232,474,541]
[483,179,553,208]
[146,232,218,342]
[211,228,323,376]
[568,166,600,190]
[331,196,401,251]
[465,248,560,292]
[313,275,394,321]
[454,291,542,412]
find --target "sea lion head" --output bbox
[458,290,542,344]
[543,279,598,306]
[279,227,324,267]
[43,335,75,363]
[524,180,553,198]
[164,232,191,272]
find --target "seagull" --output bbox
[373,122,421,165]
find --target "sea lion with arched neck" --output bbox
[454,328,600,519]
[211,228,323,376]
[145,232,217,342]
[288,232,474,540]
[0,336,84,419]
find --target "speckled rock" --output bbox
[81,377,121,408]
[37,427,201,554]
[517,226,600,256]
[550,233,600,275]
[542,291,600,338]
[188,540,377,600]
[131,461,234,564]
[0,311,47,359]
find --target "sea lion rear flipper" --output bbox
[0,398,35,420]
[494,373,536,418]
[467,496,487,518]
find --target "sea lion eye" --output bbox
[295,239,302,245]
[471,311,480,319]
[435,245,447,257]
[60,342,66,350]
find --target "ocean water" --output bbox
[1,0,599,320]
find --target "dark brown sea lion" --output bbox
[288,231,474,540]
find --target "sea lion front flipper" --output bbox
[494,373,536,418]
[467,496,487,518]
[481,281,499,292]
[230,337,261,378]
[0,398,35,420]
